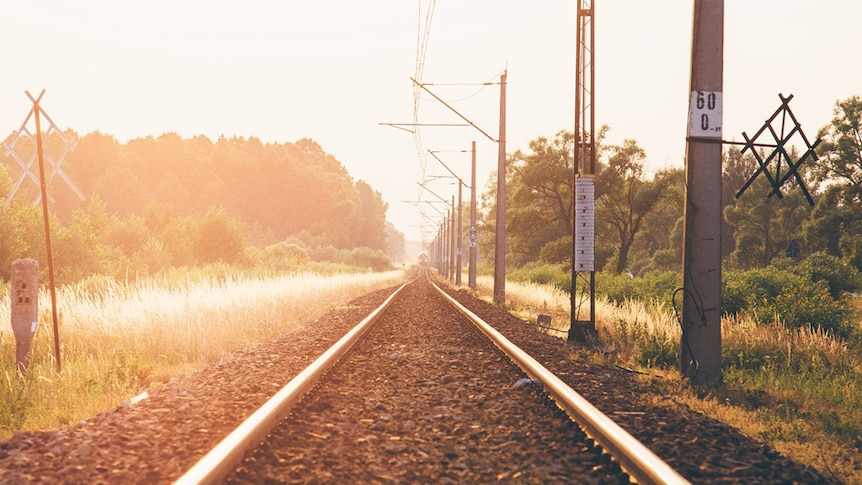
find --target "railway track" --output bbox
[0,270,836,484]
[177,274,686,484]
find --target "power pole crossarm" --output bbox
[410,77,498,143]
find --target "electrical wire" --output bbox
[671,287,699,377]
[668,174,717,378]
[437,79,495,104]
[414,0,436,245]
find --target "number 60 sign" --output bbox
[688,90,722,138]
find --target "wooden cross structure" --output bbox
[3,90,83,206]
[735,93,818,206]
[2,90,76,371]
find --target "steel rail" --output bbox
[174,283,408,485]
[431,282,691,485]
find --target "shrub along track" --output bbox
[0,273,836,484]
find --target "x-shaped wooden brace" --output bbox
[735,94,817,206]
[3,90,83,207]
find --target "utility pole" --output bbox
[456,184,463,286]
[493,70,507,305]
[439,224,444,276]
[440,222,446,277]
[681,0,724,385]
[30,92,63,372]
[450,195,456,281]
[469,141,477,289]
[443,209,452,280]
[432,227,437,273]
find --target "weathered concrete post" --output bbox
[11,259,39,373]
[681,0,724,385]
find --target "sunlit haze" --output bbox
[2,1,859,242]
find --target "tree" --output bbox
[595,139,671,273]
[66,131,124,196]
[506,130,579,266]
[632,167,684,273]
[72,133,393,251]
[814,95,862,185]
[0,166,41,279]
[803,183,862,270]
[721,148,759,259]
[724,174,810,268]
[804,95,862,270]
[193,208,246,265]
[351,180,388,251]
[384,221,406,262]
[481,128,677,273]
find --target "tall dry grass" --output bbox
[0,270,405,437]
[473,275,678,352]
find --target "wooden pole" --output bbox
[33,97,62,372]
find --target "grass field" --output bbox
[0,269,405,438]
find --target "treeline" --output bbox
[476,96,862,334]
[479,95,862,277]
[0,132,403,283]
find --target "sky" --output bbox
[2,1,860,243]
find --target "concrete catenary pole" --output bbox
[681,0,724,385]
[450,195,456,281]
[443,213,451,280]
[468,141,478,289]
[437,226,443,275]
[493,70,507,305]
[456,183,463,286]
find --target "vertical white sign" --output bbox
[574,177,594,271]
[688,90,723,138]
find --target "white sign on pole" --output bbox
[688,90,723,138]
[574,177,594,271]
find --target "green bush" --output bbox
[308,245,339,263]
[538,236,571,265]
[344,247,391,272]
[723,265,853,338]
[598,270,680,306]
[722,266,789,316]
[249,242,312,273]
[193,208,246,265]
[508,263,571,292]
[771,283,851,337]
[799,251,862,299]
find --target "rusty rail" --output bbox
[431,282,690,485]
[174,283,408,485]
